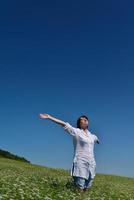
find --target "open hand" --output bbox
[39,113,50,119]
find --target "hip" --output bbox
[73,155,96,165]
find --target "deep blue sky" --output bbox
[0,1,134,178]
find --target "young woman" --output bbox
[39,113,100,193]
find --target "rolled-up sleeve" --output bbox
[63,122,78,137]
[92,134,100,143]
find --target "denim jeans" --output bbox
[73,170,94,189]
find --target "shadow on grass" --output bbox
[50,178,78,192]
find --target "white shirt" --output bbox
[63,122,99,180]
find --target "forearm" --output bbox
[49,115,66,126]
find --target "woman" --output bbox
[39,113,100,193]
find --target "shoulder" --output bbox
[64,122,80,130]
[63,122,76,129]
[63,122,80,136]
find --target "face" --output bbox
[79,117,89,130]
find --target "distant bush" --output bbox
[0,149,30,163]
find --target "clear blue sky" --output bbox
[0,1,134,178]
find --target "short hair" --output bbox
[77,115,89,129]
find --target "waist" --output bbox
[73,154,95,163]
[74,151,94,158]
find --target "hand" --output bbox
[39,113,51,119]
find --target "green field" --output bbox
[0,158,133,200]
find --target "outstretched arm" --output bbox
[39,113,78,137]
[39,113,66,127]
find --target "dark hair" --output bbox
[77,115,89,129]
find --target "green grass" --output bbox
[0,158,133,200]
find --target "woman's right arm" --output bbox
[39,113,78,137]
[39,113,66,126]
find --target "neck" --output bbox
[82,127,87,130]
[82,128,88,132]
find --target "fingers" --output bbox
[39,114,44,118]
[39,113,48,119]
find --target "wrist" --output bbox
[48,115,52,119]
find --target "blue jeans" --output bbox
[73,170,94,189]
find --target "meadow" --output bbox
[0,158,133,200]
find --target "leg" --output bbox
[73,176,85,192]
[84,170,94,190]
[77,187,84,193]
[85,178,94,189]
[83,188,89,192]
